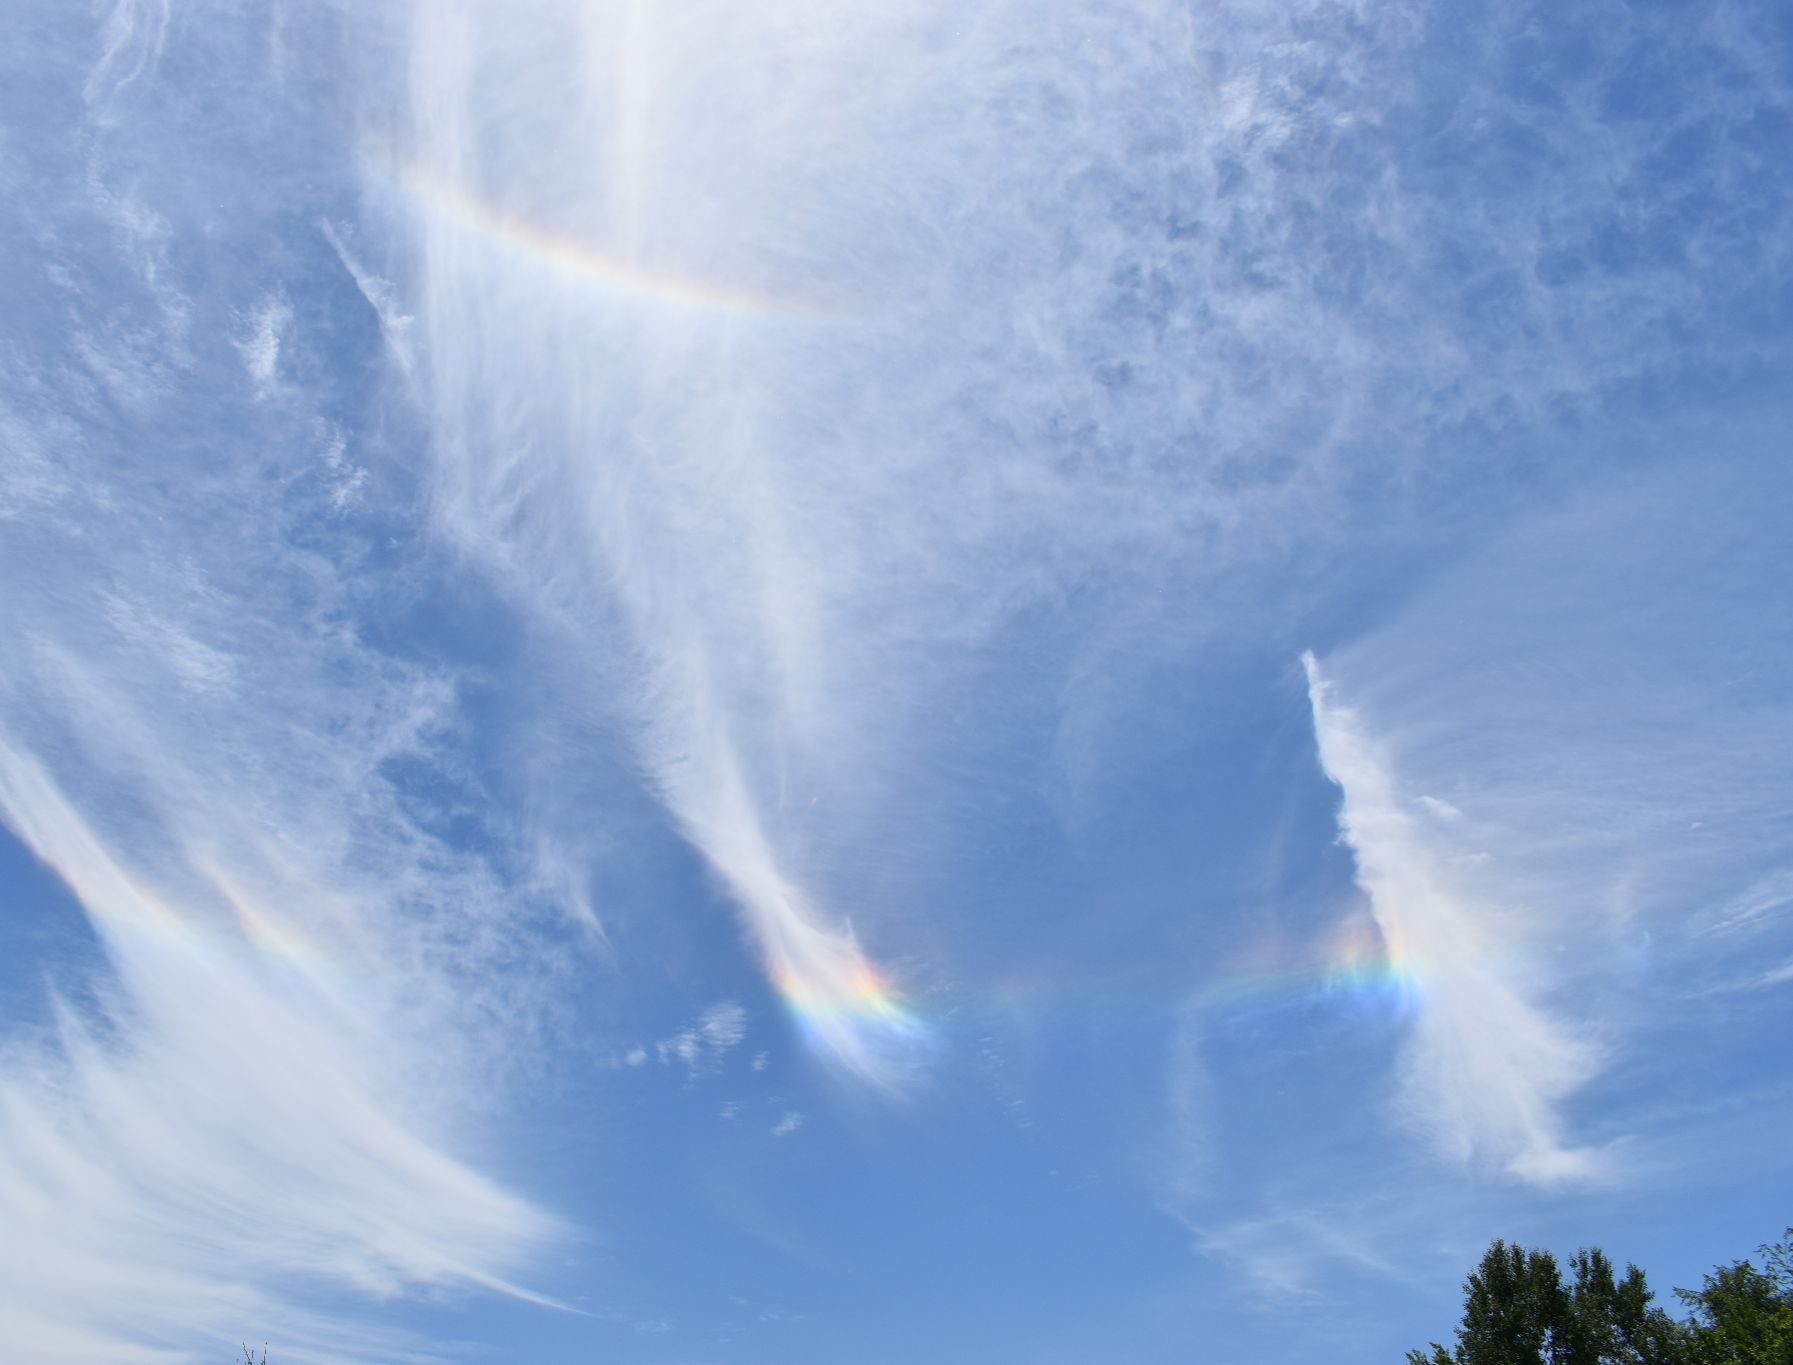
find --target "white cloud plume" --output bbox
[1303,654,1600,1182]
[0,620,564,1358]
[0,743,561,1359]
[1300,451,1793,1183]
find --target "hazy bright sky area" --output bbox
[3,2,1791,1362]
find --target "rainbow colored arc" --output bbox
[390,156,836,321]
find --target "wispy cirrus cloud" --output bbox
[0,9,564,1358]
[0,743,561,1362]
[372,0,1793,1095]
[654,1000,749,1077]
[770,1111,805,1138]
[1194,1197,1407,1301]
[6,0,1792,1354]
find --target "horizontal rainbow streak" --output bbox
[945,925,1421,1028]
[387,155,837,321]
[772,958,928,1049]
[1208,952,1420,1017]
[1200,917,1422,1016]
[761,925,1420,1063]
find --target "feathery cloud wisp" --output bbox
[1303,655,1599,1182]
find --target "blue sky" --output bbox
[2,1,1791,1361]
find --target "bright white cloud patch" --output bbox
[236,293,290,392]
[770,1111,804,1138]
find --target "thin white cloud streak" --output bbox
[1304,655,1600,1183]
[319,220,418,376]
[83,0,170,113]
[1195,1199,1405,1301]
[376,0,1793,1089]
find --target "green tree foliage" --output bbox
[1675,1230,1793,1365]
[1407,1238,1685,1364]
